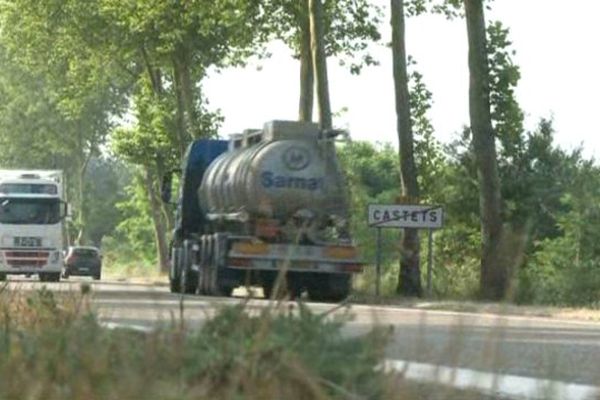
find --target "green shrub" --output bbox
[0,287,394,400]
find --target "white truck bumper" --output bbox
[0,248,63,274]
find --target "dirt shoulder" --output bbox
[349,295,600,323]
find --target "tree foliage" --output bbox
[0,0,598,306]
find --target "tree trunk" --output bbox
[464,0,506,300]
[298,0,314,122]
[155,158,175,235]
[309,0,332,129]
[172,58,189,158]
[75,160,86,245]
[391,0,422,297]
[75,154,92,245]
[176,48,201,141]
[74,125,94,246]
[143,167,170,273]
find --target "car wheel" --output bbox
[40,273,60,282]
[93,273,101,281]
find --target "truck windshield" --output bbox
[0,197,61,225]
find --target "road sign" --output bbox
[368,204,443,229]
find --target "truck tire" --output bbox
[180,241,198,294]
[262,282,273,299]
[169,247,182,293]
[40,273,60,283]
[0,273,6,281]
[307,274,350,303]
[218,285,234,297]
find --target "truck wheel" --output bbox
[307,274,350,303]
[262,282,273,299]
[180,242,198,294]
[40,273,60,283]
[0,273,6,281]
[218,285,234,297]
[169,247,182,293]
[288,281,304,300]
[262,277,300,300]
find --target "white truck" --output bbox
[0,170,68,282]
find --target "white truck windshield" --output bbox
[0,197,61,225]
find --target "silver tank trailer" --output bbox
[198,121,348,224]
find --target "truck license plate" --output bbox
[14,237,42,247]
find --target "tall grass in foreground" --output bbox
[0,283,401,400]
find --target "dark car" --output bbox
[63,246,102,280]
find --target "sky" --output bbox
[203,0,600,159]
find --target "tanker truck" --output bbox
[162,120,363,301]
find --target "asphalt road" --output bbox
[6,279,600,391]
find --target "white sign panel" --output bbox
[368,204,443,229]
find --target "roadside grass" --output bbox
[349,292,600,322]
[352,263,600,322]
[0,283,525,400]
[0,283,396,400]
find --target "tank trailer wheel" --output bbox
[197,236,204,295]
[197,236,208,295]
[262,282,273,299]
[307,274,351,303]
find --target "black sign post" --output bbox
[375,227,382,296]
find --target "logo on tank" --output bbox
[282,146,311,171]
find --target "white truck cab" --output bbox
[0,170,68,282]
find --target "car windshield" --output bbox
[0,197,61,225]
[0,183,57,194]
[73,248,98,258]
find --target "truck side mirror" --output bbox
[60,201,71,221]
[161,173,173,203]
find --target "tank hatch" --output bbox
[262,120,320,141]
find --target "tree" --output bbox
[1,0,271,270]
[101,0,267,271]
[390,0,422,296]
[298,0,315,122]
[408,59,446,202]
[464,0,505,300]
[264,0,381,121]
[309,0,332,129]
[0,33,127,245]
[84,157,131,246]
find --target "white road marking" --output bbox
[383,359,600,400]
[100,321,154,333]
